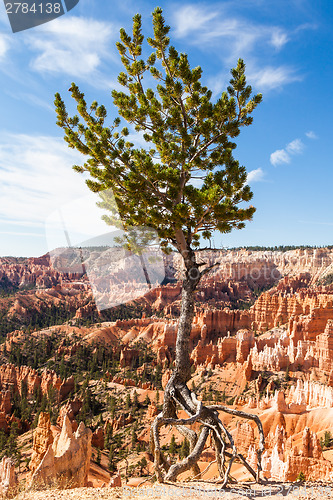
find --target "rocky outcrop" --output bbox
[107,413,133,432]
[92,427,104,450]
[246,390,306,413]
[109,474,122,487]
[0,392,11,415]
[29,412,54,475]
[233,421,255,454]
[249,426,333,481]
[119,346,140,368]
[168,247,333,284]
[146,402,158,419]
[0,457,17,498]
[57,399,83,427]
[30,415,92,489]
[0,364,74,402]
[288,379,333,408]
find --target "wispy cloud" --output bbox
[173,6,266,57]
[26,17,114,79]
[0,133,92,226]
[249,66,302,90]
[270,149,291,166]
[270,137,305,166]
[173,6,218,38]
[0,132,121,255]
[270,29,289,50]
[306,130,317,139]
[0,230,44,237]
[171,4,308,92]
[0,33,12,61]
[286,138,304,154]
[247,168,264,183]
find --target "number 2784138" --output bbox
[5,3,62,14]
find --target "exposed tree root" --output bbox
[150,378,265,487]
[150,253,265,487]
[185,458,216,481]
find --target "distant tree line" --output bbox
[227,245,333,252]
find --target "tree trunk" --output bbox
[150,245,265,485]
[174,258,199,384]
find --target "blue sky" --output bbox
[0,0,332,256]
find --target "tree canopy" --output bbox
[54,7,262,257]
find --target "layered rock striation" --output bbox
[30,414,92,489]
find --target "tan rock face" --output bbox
[0,364,73,402]
[233,421,255,454]
[0,392,11,415]
[146,402,158,419]
[109,473,122,487]
[0,457,17,498]
[92,426,104,450]
[30,414,92,490]
[249,426,333,482]
[29,412,54,475]
[57,399,83,427]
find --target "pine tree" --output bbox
[179,438,190,459]
[125,393,132,411]
[108,446,116,472]
[139,456,147,475]
[131,428,138,448]
[296,471,306,482]
[54,7,263,485]
[132,391,139,410]
[169,434,177,457]
[285,365,290,382]
[324,431,331,448]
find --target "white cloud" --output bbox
[249,66,301,90]
[286,138,304,154]
[26,17,114,78]
[270,149,290,166]
[247,168,264,183]
[173,6,218,38]
[0,133,111,241]
[0,34,11,61]
[171,4,305,91]
[173,7,262,60]
[270,29,289,50]
[270,137,306,166]
[306,131,317,139]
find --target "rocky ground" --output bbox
[12,481,333,499]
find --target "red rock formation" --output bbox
[0,457,17,498]
[236,330,255,363]
[109,474,122,487]
[119,346,140,368]
[257,426,333,482]
[92,427,104,450]
[57,399,83,427]
[0,364,73,402]
[29,412,54,475]
[233,421,255,454]
[30,415,92,489]
[0,392,11,415]
[146,402,158,419]
[108,413,133,431]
